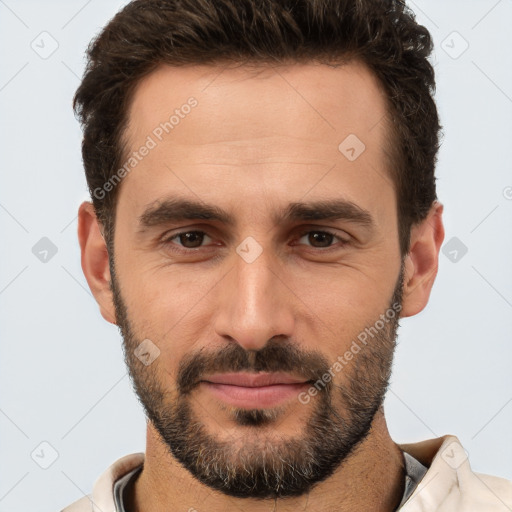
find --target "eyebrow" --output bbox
[137,196,374,232]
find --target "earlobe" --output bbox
[401,202,445,318]
[77,201,117,324]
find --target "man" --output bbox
[62,0,512,510]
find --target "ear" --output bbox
[77,201,117,324]
[401,201,445,317]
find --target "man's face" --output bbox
[110,61,403,498]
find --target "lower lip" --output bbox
[201,381,310,408]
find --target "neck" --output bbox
[128,408,405,511]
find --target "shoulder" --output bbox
[399,435,512,511]
[58,452,145,512]
[472,471,512,504]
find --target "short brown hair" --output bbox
[73,0,441,256]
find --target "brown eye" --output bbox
[305,231,334,248]
[297,230,347,249]
[178,231,205,248]
[164,231,212,249]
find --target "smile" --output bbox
[200,372,311,408]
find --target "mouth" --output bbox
[200,372,312,409]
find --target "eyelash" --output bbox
[160,228,349,254]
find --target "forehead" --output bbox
[125,59,390,148]
[118,60,394,224]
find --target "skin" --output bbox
[78,60,444,511]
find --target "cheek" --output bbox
[115,256,219,361]
[285,263,399,362]
[293,260,396,317]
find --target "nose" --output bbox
[213,240,296,352]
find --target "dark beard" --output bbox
[110,259,403,499]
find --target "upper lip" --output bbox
[202,372,310,387]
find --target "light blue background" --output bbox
[0,1,511,510]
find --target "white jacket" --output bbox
[60,435,512,511]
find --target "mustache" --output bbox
[177,337,331,395]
